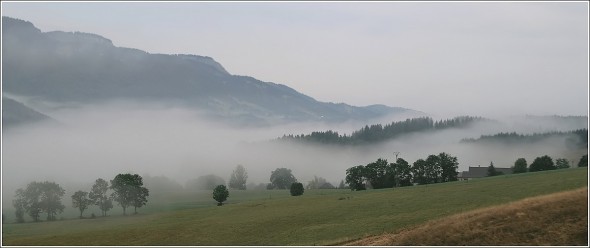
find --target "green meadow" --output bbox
[2,167,587,246]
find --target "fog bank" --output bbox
[2,101,587,210]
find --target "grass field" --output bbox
[345,187,588,246]
[2,167,588,245]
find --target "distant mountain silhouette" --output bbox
[1,16,419,126]
[2,97,53,128]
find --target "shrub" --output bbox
[212,185,229,206]
[290,182,304,196]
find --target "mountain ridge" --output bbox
[1,16,420,127]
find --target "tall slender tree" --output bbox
[131,187,149,214]
[393,158,413,187]
[425,155,442,184]
[487,161,503,176]
[438,152,459,182]
[229,165,248,190]
[12,189,27,223]
[89,178,113,217]
[71,191,91,218]
[412,159,429,185]
[14,186,41,222]
[39,181,66,221]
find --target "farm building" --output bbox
[458,165,513,180]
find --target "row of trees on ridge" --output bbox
[277,116,487,145]
[503,154,588,175]
[462,129,588,150]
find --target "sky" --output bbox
[1,1,589,117]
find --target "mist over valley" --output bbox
[1,13,588,238]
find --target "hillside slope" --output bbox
[1,97,53,128]
[2,168,587,246]
[344,187,588,246]
[1,16,417,126]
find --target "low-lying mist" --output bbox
[2,100,587,211]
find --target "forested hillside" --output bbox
[277,116,488,145]
[461,129,588,149]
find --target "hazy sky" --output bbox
[2,1,588,117]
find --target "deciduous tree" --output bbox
[131,187,149,214]
[89,178,112,217]
[229,165,248,190]
[365,158,392,189]
[110,174,149,215]
[393,158,413,187]
[269,168,297,189]
[12,190,27,223]
[438,152,459,182]
[425,155,442,184]
[13,181,65,222]
[529,155,555,172]
[345,165,366,191]
[39,181,66,221]
[411,159,429,185]
[555,158,570,169]
[307,176,328,189]
[71,191,91,218]
[513,158,528,173]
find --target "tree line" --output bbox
[461,129,588,149]
[507,154,587,175]
[277,116,488,145]
[12,173,149,223]
[345,152,588,191]
[345,152,459,191]
[212,166,306,206]
[11,153,587,220]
